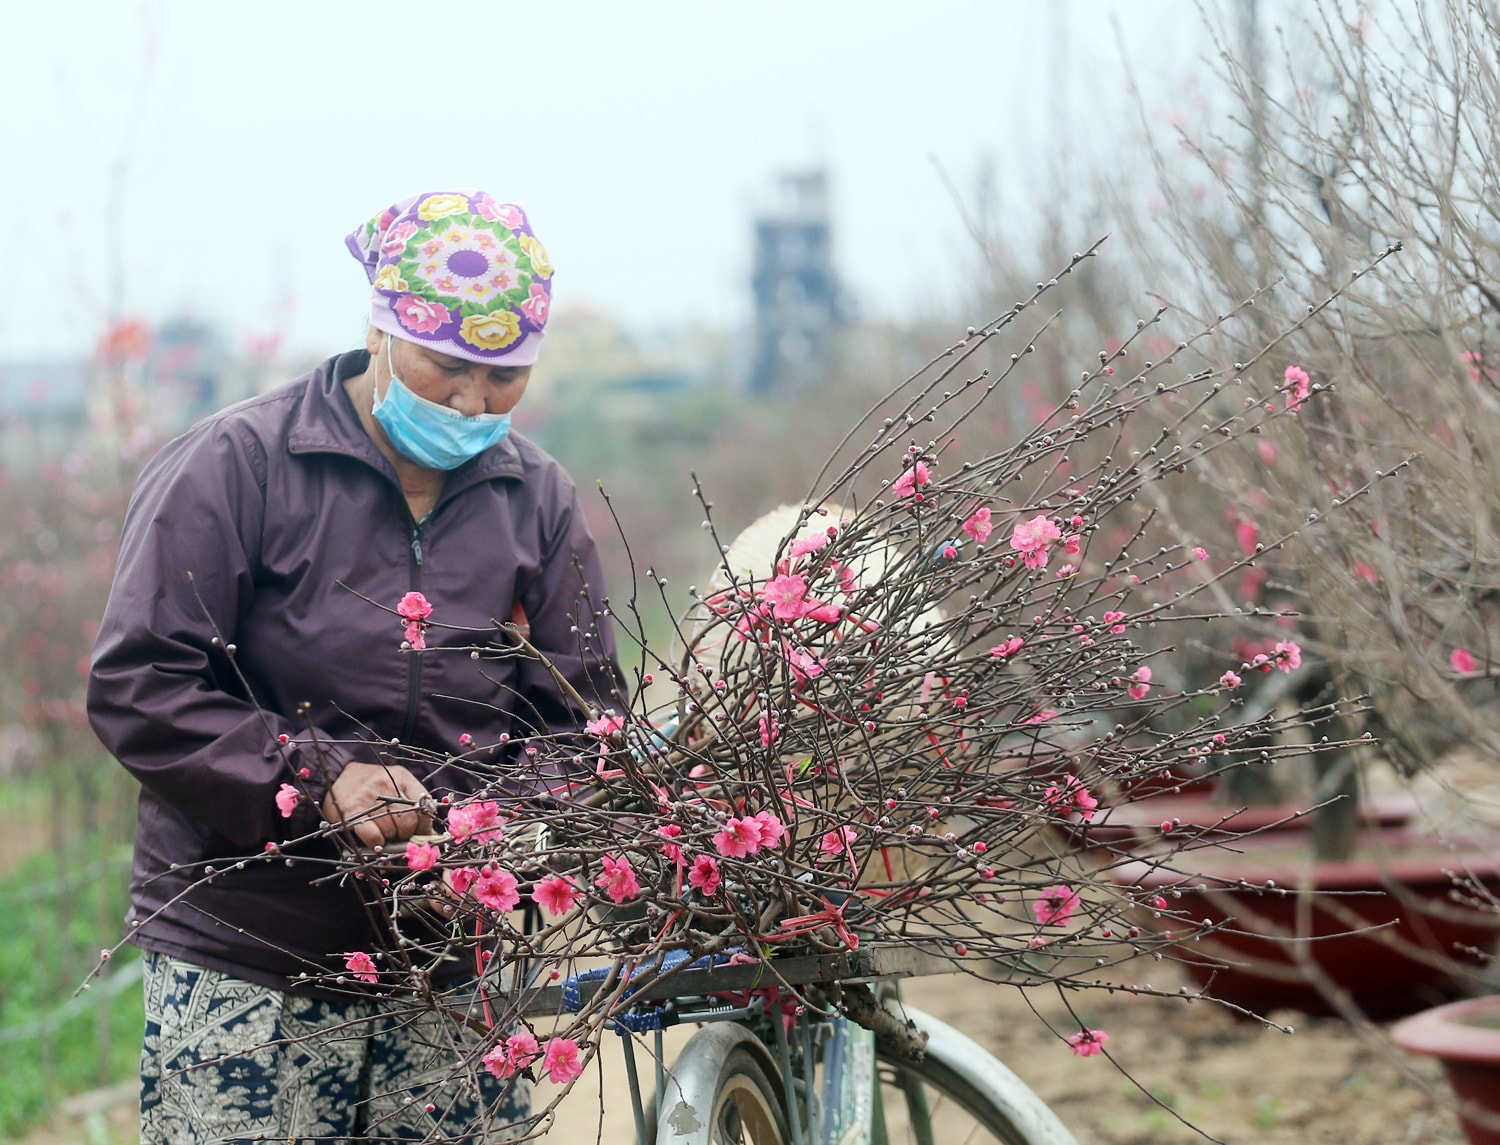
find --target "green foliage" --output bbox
[1252,1092,1283,1130]
[0,786,139,1138]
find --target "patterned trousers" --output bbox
[140,951,531,1143]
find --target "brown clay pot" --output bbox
[1110,828,1500,1019]
[1391,995,1500,1145]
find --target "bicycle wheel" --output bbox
[656,1023,791,1145]
[875,1006,1078,1145]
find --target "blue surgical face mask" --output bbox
[370,338,512,470]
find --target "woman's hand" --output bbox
[320,762,432,848]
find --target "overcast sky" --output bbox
[1,1,1224,362]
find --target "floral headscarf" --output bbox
[346,190,552,365]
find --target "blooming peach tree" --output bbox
[1120,0,1500,854]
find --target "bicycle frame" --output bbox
[512,943,952,1145]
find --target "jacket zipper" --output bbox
[401,519,424,743]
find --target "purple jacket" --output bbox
[88,350,627,992]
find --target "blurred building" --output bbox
[0,315,260,468]
[523,306,730,440]
[152,316,233,418]
[0,359,94,466]
[749,170,846,394]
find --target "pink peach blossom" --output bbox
[820,826,857,856]
[482,1029,541,1080]
[1234,518,1259,556]
[655,823,683,862]
[788,533,829,558]
[688,854,722,895]
[785,647,827,686]
[404,841,440,870]
[448,799,504,844]
[989,637,1024,660]
[474,867,520,912]
[595,854,642,903]
[344,950,378,983]
[585,712,625,737]
[1284,365,1311,412]
[758,714,780,747]
[752,810,787,847]
[1127,666,1152,700]
[962,507,994,543]
[1067,1028,1109,1057]
[1044,775,1098,822]
[481,1043,511,1080]
[396,591,433,621]
[1273,641,1302,672]
[449,867,479,896]
[1451,647,1478,673]
[802,600,842,624]
[542,1037,584,1085]
[275,783,300,818]
[507,1029,541,1068]
[532,875,581,917]
[891,460,931,498]
[714,817,764,858]
[1034,885,1080,926]
[1010,514,1062,569]
[762,574,810,620]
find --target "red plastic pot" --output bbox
[1392,995,1500,1145]
[1110,828,1500,1019]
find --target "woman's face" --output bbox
[368,329,533,418]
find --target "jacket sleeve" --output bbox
[509,468,629,788]
[87,419,355,850]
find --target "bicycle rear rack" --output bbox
[504,940,954,1017]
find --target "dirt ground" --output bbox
[14,951,1470,1145]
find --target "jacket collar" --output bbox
[286,351,528,494]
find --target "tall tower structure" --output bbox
[749,170,841,394]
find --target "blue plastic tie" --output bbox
[559,948,740,1035]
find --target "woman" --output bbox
[88,189,627,1141]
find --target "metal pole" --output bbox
[773,1015,805,1145]
[620,1033,652,1145]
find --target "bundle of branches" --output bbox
[123,246,1388,1127]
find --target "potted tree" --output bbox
[1392,995,1500,1145]
[1095,0,1500,1017]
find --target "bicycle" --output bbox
[514,939,1080,1145]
